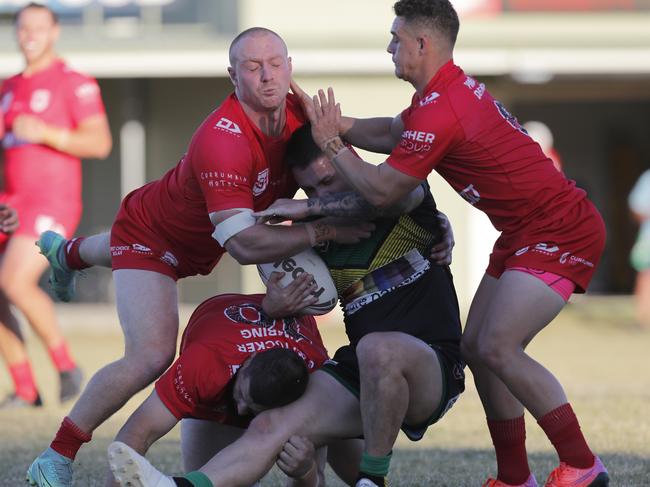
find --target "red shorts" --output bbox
[0,192,81,250]
[110,188,224,281]
[486,198,606,293]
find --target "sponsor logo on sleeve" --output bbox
[399,129,435,154]
[30,89,51,113]
[419,91,440,107]
[214,117,242,135]
[459,184,481,205]
[494,100,527,135]
[75,82,99,101]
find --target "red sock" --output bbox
[64,237,91,270]
[487,415,531,485]
[8,361,39,402]
[538,403,594,469]
[48,342,77,372]
[50,416,92,460]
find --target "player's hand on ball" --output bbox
[262,271,317,318]
[276,435,317,480]
[430,211,454,265]
[253,199,311,224]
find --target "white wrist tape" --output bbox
[212,209,256,246]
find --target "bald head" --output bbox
[229,27,287,66]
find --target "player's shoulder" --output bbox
[56,61,102,100]
[58,60,98,84]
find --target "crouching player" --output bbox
[106,125,464,487]
[104,271,351,487]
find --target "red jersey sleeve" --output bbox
[190,124,257,213]
[154,343,229,420]
[386,100,463,180]
[65,72,106,125]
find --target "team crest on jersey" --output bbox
[494,101,527,135]
[0,91,12,113]
[252,168,269,196]
[214,117,242,135]
[419,91,440,107]
[30,89,51,113]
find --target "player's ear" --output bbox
[227,66,237,87]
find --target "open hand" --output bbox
[429,211,454,265]
[261,271,318,318]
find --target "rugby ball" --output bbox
[257,248,338,315]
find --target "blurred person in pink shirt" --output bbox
[0,2,111,408]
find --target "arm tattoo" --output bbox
[312,221,334,243]
[323,136,347,160]
[311,191,379,219]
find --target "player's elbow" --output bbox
[224,237,258,265]
[365,191,399,211]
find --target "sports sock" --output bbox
[48,342,77,372]
[538,403,595,469]
[358,452,391,486]
[63,237,91,270]
[173,471,213,487]
[487,415,531,485]
[8,361,39,402]
[50,416,92,460]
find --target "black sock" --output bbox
[172,478,194,487]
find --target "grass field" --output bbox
[1,296,649,486]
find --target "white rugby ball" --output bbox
[257,248,338,315]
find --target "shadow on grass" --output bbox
[3,438,649,486]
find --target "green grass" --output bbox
[1,297,649,486]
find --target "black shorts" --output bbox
[321,265,465,441]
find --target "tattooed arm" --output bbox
[254,184,425,223]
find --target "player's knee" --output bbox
[460,335,480,365]
[475,337,511,374]
[357,332,399,370]
[125,347,175,383]
[0,274,32,304]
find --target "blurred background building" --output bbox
[1,0,649,311]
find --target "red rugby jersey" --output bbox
[0,59,105,204]
[155,294,328,424]
[119,93,305,274]
[386,61,586,235]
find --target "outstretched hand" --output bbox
[291,80,342,149]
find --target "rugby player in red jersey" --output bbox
[27,26,371,487]
[286,1,609,486]
[0,2,111,410]
[105,276,338,487]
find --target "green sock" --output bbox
[175,471,213,487]
[359,451,392,477]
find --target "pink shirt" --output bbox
[0,59,105,205]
